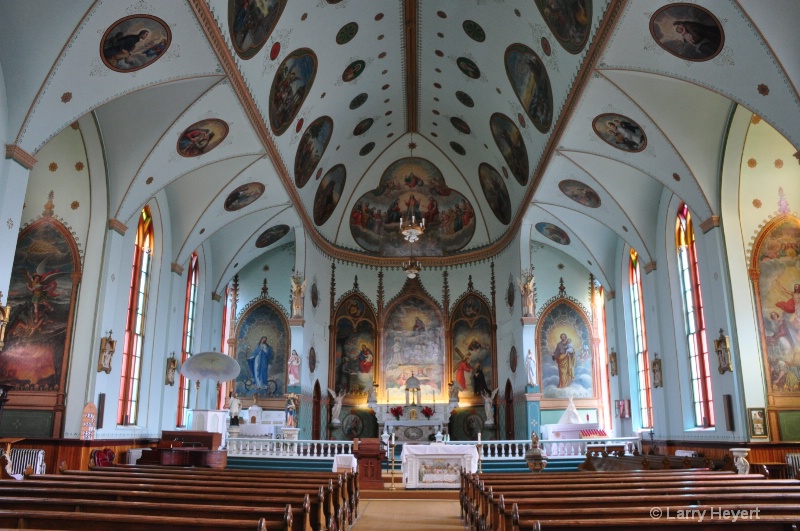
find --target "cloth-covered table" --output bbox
[332,453,358,472]
[400,443,478,489]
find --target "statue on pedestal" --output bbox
[482,388,499,425]
[228,393,241,426]
[518,270,535,317]
[290,272,306,318]
[526,349,537,387]
[328,387,345,425]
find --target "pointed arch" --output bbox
[330,292,377,397]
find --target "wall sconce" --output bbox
[714,329,732,374]
[165,352,178,386]
[97,330,116,374]
[0,291,11,352]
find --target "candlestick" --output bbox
[391,433,395,445]
[478,432,481,442]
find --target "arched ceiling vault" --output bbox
[1,0,798,294]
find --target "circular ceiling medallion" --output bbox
[455,91,474,107]
[456,57,481,79]
[359,142,375,156]
[313,164,346,226]
[336,22,359,45]
[490,112,529,186]
[479,163,511,225]
[349,93,368,109]
[316,167,323,180]
[177,119,229,157]
[558,179,601,208]
[270,42,281,60]
[375,13,384,21]
[269,48,317,136]
[650,3,724,61]
[535,222,570,245]
[592,113,647,152]
[505,44,552,133]
[353,118,374,136]
[501,167,508,178]
[295,116,333,188]
[224,182,265,211]
[295,118,304,133]
[533,0,592,54]
[255,224,290,248]
[450,141,466,156]
[463,20,486,42]
[342,414,364,438]
[437,11,447,18]
[342,60,365,82]
[228,0,286,60]
[518,113,526,127]
[101,15,171,72]
[451,116,471,135]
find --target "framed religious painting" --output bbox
[748,407,768,438]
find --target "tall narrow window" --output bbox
[118,207,154,425]
[629,249,653,428]
[177,252,199,426]
[676,204,714,427]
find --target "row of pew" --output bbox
[461,465,800,531]
[0,459,359,531]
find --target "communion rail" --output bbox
[225,436,640,460]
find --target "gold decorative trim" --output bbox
[107,219,128,235]
[170,262,184,275]
[700,215,720,233]
[644,261,657,273]
[5,144,37,169]
[188,0,625,268]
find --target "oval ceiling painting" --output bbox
[224,182,265,212]
[177,119,229,157]
[342,60,365,82]
[558,179,601,208]
[451,117,471,135]
[490,112,529,186]
[456,57,481,79]
[350,157,475,256]
[295,116,333,188]
[349,93,368,110]
[353,118,374,136]
[101,15,171,72]
[228,0,287,60]
[650,4,724,61]
[592,113,647,152]
[269,48,317,136]
[533,0,592,54]
[535,222,570,245]
[456,91,474,108]
[255,224,290,248]
[505,44,553,133]
[479,163,511,225]
[314,164,346,226]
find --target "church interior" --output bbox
[1,0,800,527]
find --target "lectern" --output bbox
[352,438,386,489]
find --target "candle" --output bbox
[477,432,481,442]
[391,433,395,445]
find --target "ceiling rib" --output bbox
[403,0,418,133]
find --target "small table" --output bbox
[333,454,358,473]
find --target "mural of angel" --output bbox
[328,387,345,423]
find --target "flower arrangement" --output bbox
[421,406,434,419]
[390,406,403,420]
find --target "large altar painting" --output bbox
[383,294,445,403]
[233,300,289,399]
[752,215,800,394]
[0,218,80,391]
[537,300,594,399]
[331,294,377,395]
[451,293,494,397]
[350,157,476,256]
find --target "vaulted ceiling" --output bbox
[2,0,798,294]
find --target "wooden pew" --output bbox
[578,452,733,472]
[0,509,271,530]
[4,477,333,531]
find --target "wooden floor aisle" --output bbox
[352,499,464,530]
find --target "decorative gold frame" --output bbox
[714,329,732,374]
[748,407,768,438]
[165,353,178,386]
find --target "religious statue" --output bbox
[97,331,116,374]
[482,388,499,425]
[285,394,298,428]
[290,272,306,318]
[287,349,301,388]
[448,380,462,400]
[518,269,535,317]
[328,387,345,425]
[229,393,242,426]
[367,381,377,403]
[526,349,537,387]
[165,354,177,386]
[652,353,663,388]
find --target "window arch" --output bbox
[629,249,652,429]
[177,252,199,426]
[676,204,714,427]
[118,207,154,425]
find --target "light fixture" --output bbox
[399,135,425,278]
[402,258,421,279]
[399,215,425,243]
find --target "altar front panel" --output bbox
[401,444,478,489]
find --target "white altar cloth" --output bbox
[401,444,478,489]
[332,454,358,473]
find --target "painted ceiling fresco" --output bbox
[5,0,799,292]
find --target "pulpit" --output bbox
[352,438,385,489]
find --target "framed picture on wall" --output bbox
[748,407,768,438]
